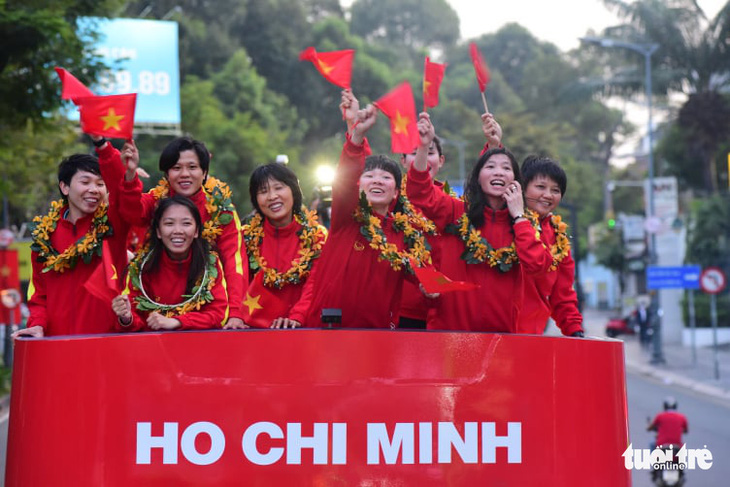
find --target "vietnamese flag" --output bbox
[373,81,419,154]
[423,57,446,108]
[54,67,95,104]
[242,272,290,329]
[469,42,491,92]
[83,240,120,304]
[299,47,355,89]
[409,259,480,294]
[77,93,137,139]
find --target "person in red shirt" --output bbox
[398,114,503,329]
[406,112,551,332]
[648,396,688,448]
[517,155,584,336]
[110,137,247,329]
[17,151,136,337]
[299,90,433,328]
[228,162,327,329]
[112,196,228,331]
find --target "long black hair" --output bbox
[464,147,520,228]
[249,163,304,216]
[147,196,210,294]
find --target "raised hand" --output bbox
[122,139,140,182]
[481,112,503,148]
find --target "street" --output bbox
[627,371,730,486]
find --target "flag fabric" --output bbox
[83,240,120,304]
[77,93,137,139]
[241,272,290,329]
[409,259,480,294]
[299,47,355,89]
[423,57,446,108]
[54,67,95,104]
[469,42,491,92]
[373,81,419,154]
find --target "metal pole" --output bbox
[688,289,696,366]
[645,46,665,365]
[711,294,719,380]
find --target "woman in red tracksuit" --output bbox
[299,90,433,328]
[230,162,327,329]
[106,136,246,329]
[406,113,551,332]
[517,156,584,336]
[112,196,228,331]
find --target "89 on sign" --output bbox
[98,70,171,96]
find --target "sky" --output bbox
[447,0,728,52]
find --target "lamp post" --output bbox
[580,36,665,364]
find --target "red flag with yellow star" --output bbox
[408,259,480,294]
[83,239,121,304]
[469,42,491,93]
[373,81,419,154]
[54,67,95,104]
[423,57,446,109]
[299,47,355,88]
[77,93,137,139]
[242,272,289,329]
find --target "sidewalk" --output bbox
[550,308,730,404]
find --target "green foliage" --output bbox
[350,0,459,52]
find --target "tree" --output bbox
[349,0,459,54]
[586,0,730,192]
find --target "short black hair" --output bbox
[57,154,101,200]
[363,154,402,190]
[249,163,304,215]
[521,155,567,196]
[159,136,210,176]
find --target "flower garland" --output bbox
[548,214,571,271]
[242,206,326,289]
[445,210,540,272]
[127,249,219,318]
[353,192,434,274]
[149,177,235,243]
[29,200,112,273]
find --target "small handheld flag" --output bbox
[469,42,491,113]
[423,57,446,110]
[299,47,355,89]
[77,93,137,139]
[373,81,419,154]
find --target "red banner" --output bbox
[6,331,629,486]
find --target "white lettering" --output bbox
[482,422,521,463]
[242,422,284,465]
[438,422,478,464]
[286,423,329,465]
[419,422,433,464]
[180,422,225,465]
[367,423,414,465]
[332,423,347,465]
[136,422,178,464]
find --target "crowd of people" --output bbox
[15,89,584,338]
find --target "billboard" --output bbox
[6,330,630,486]
[78,17,181,126]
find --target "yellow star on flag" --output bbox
[101,108,125,131]
[423,79,432,94]
[110,263,118,281]
[243,292,263,315]
[317,59,334,75]
[0,265,9,278]
[393,110,410,135]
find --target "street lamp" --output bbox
[580,36,665,364]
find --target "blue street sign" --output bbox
[647,265,701,290]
